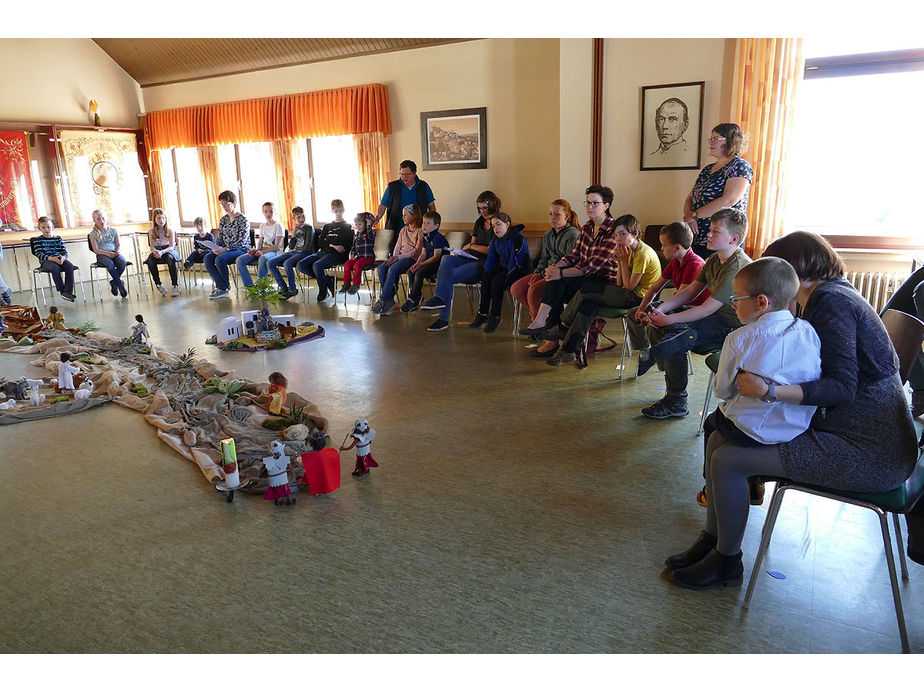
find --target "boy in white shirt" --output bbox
[237,201,284,287]
[707,256,822,448]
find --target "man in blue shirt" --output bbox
[374,160,436,252]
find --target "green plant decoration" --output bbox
[75,320,101,335]
[243,277,284,310]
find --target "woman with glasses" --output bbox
[519,186,623,357]
[421,190,500,332]
[683,123,752,259]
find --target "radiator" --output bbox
[843,271,907,312]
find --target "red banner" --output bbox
[0,130,38,228]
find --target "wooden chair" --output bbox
[743,308,924,653]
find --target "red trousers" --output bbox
[510,273,547,321]
[342,257,375,286]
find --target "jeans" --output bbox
[41,259,76,294]
[434,255,484,321]
[185,250,208,265]
[94,254,127,284]
[478,266,526,317]
[236,251,277,287]
[510,273,546,321]
[296,252,342,293]
[377,257,415,301]
[559,283,642,352]
[267,250,310,290]
[343,257,376,286]
[204,249,246,291]
[407,261,440,301]
[648,312,736,401]
[145,252,178,286]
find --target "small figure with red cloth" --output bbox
[263,440,295,506]
[341,418,378,477]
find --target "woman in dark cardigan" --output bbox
[666,231,918,590]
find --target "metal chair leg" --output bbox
[697,371,717,436]
[892,512,910,580]
[743,483,788,607]
[876,509,910,653]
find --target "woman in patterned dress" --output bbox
[683,123,753,259]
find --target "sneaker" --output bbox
[61,291,76,303]
[209,288,221,298]
[156,284,168,296]
[636,349,657,377]
[316,288,329,303]
[281,288,298,300]
[371,299,385,314]
[183,261,193,270]
[110,280,119,297]
[171,285,180,297]
[483,316,501,333]
[421,296,446,311]
[348,285,360,295]
[400,299,419,314]
[118,281,127,298]
[547,349,576,366]
[469,313,488,329]
[378,298,396,315]
[541,324,564,341]
[427,318,450,332]
[210,289,230,299]
[641,397,689,419]
[337,284,351,294]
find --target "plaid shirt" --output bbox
[561,215,620,283]
[350,228,376,259]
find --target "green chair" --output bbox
[743,309,924,653]
[579,306,632,379]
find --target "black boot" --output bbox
[469,313,488,329]
[669,549,743,590]
[665,530,717,570]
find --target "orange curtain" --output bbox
[196,146,223,230]
[353,132,390,219]
[141,116,166,212]
[271,140,297,222]
[145,83,392,150]
[733,38,805,257]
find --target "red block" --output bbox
[300,448,341,495]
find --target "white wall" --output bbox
[0,39,143,127]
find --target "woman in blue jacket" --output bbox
[469,212,530,333]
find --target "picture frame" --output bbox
[420,107,487,170]
[639,82,704,171]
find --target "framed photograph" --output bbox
[420,107,487,170]
[640,82,704,171]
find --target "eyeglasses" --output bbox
[729,294,753,305]
[476,205,490,212]
[707,136,727,143]
[584,200,605,207]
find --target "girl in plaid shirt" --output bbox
[339,212,376,295]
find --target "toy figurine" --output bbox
[0,313,6,338]
[0,398,16,410]
[1,377,27,400]
[73,380,94,400]
[55,353,82,392]
[130,314,150,344]
[25,378,45,407]
[244,320,256,339]
[261,371,288,415]
[300,429,341,495]
[341,418,378,477]
[263,440,295,506]
[44,306,66,330]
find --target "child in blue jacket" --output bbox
[470,212,530,333]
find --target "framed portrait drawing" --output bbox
[640,82,704,171]
[420,107,487,170]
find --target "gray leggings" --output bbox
[703,429,787,555]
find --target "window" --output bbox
[787,41,924,243]
[158,136,364,228]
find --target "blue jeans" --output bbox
[433,255,484,321]
[296,252,342,292]
[94,253,127,283]
[648,313,737,401]
[377,257,415,301]
[267,250,310,290]
[204,249,246,291]
[236,251,278,287]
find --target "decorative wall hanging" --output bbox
[640,82,704,171]
[420,107,487,170]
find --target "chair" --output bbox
[577,306,633,379]
[86,236,133,302]
[27,237,87,306]
[694,345,724,435]
[743,309,924,653]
